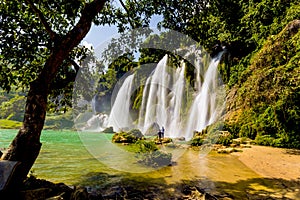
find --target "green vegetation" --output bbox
[111,131,172,167]
[0,92,26,122]
[112,129,144,143]
[224,20,300,149]
[135,140,172,168]
[44,111,74,130]
[0,119,22,129]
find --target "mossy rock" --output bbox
[112,129,144,143]
[137,150,172,167]
[154,137,172,144]
[101,126,115,133]
[112,132,137,143]
[127,129,143,138]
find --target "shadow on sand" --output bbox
[74,171,300,199]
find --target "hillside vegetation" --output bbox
[224,20,300,148]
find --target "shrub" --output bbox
[217,132,233,146]
[135,140,158,153]
[190,136,204,146]
[135,140,172,167]
[255,135,275,146]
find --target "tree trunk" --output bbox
[1,0,107,189]
[1,79,47,187]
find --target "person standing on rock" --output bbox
[161,126,165,138]
[157,129,162,140]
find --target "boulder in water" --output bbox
[144,122,160,136]
[112,129,144,143]
[127,129,143,138]
[101,126,115,133]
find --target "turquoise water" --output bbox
[0,129,118,185]
[1,129,259,185]
[1,129,286,198]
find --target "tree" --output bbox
[0,0,157,188]
[0,0,108,187]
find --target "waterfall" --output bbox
[167,62,186,138]
[138,55,170,133]
[85,113,108,131]
[184,55,222,140]
[103,52,223,140]
[138,55,186,137]
[107,74,135,131]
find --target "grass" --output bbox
[0,119,22,129]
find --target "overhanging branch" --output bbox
[119,0,136,28]
[24,0,57,40]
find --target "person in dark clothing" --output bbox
[157,130,162,140]
[161,126,165,138]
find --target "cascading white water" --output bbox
[106,53,223,139]
[139,55,170,133]
[107,74,135,131]
[138,55,186,137]
[167,62,186,138]
[85,113,108,131]
[184,55,222,140]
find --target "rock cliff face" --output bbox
[224,20,300,148]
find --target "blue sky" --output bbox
[83,25,118,48]
[83,15,163,48]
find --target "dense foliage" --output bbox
[225,20,300,148]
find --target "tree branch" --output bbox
[40,0,108,83]
[119,0,136,28]
[69,59,80,73]
[24,0,57,40]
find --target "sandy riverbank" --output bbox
[233,145,300,180]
